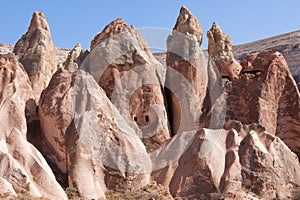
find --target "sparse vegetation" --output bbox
[105,181,173,200]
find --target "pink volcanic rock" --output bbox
[151,123,300,199]
[63,42,88,71]
[226,50,300,158]
[39,68,151,199]
[0,178,17,197]
[84,18,170,152]
[166,6,208,135]
[173,6,203,44]
[207,22,242,80]
[0,53,67,199]
[13,11,57,103]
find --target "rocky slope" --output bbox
[0,6,299,200]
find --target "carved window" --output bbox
[145,115,149,123]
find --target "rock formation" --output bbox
[81,18,170,152]
[63,42,88,71]
[166,6,208,135]
[0,44,13,55]
[207,22,242,80]
[0,6,299,200]
[39,68,151,199]
[0,53,67,199]
[152,123,300,199]
[13,11,57,102]
[173,6,203,44]
[226,50,300,158]
[0,178,17,198]
[232,30,300,91]
[238,124,300,199]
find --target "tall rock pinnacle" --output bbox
[13,11,57,103]
[207,22,242,80]
[173,6,203,44]
[166,6,207,135]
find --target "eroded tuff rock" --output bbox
[0,178,17,197]
[63,43,88,71]
[0,54,67,199]
[151,123,300,199]
[39,68,151,199]
[239,124,300,199]
[166,6,208,135]
[0,44,13,55]
[207,22,242,80]
[0,6,299,200]
[90,18,132,50]
[173,6,203,44]
[226,50,300,158]
[82,18,170,152]
[13,11,57,102]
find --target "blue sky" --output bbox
[1,1,300,50]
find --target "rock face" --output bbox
[90,18,131,51]
[233,30,300,90]
[13,11,57,102]
[0,178,17,197]
[226,50,300,158]
[239,125,300,199]
[207,22,242,80]
[39,68,151,199]
[173,6,203,44]
[82,18,170,152]
[0,6,300,200]
[63,43,88,71]
[0,44,13,55]
[166,6,208,135]
[0,54,67,199]
[152,123,300,199]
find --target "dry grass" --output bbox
[105,181,173,200]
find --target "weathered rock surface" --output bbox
[166,6,208,135]
[39,68,151,199]
[13,11,57,102]
[0,54,67,199]
[63,42,88,71]
[153,29,300,90]
[0,177,17,197]
[239,124,300,199]
[0,54,34,137]
[233,30,300,88]
[152,123,300,199]
[207,22,242,80]
[0,6,299,200]
[82,18,170,152]
[0,44,13,55]
[173,6,203,44]
[226,50,300,158]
